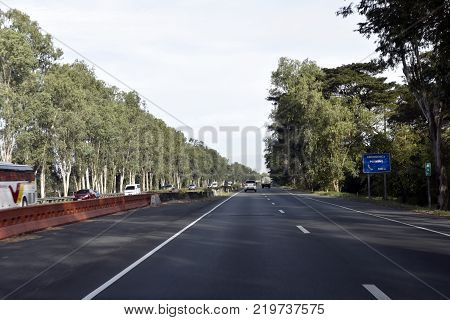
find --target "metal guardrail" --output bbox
[36,188,231,205]
[37,196,75,204]
[38,193,123,204]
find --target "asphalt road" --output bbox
[1,187,450,300]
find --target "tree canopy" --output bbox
[265,57,449,208]
[337,0,449,209]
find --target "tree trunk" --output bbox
[429,112,448,209]
[40,167,46,199]
[99,172,103,193]
[92,164,99,191]
[103,165,108,194]
[120,169,125,192]
[62,163,72,197]
[85,168,90,189]
[176,173,181,189]
[417,95,448,210]
[142,170,146,191]
[333,179,340,193]
[0,132,14,163]
[402,55,449,210]
[111,166,116,193]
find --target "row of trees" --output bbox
[0,9,259,197]
[265,0,449,209]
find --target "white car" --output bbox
[163,184,176,192]
[209,182,218,188]
[124,184,141,195]
[244,180,257,192]
[188,184,197,190]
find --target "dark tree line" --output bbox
[266,0,449,209]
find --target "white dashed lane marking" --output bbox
[362,284,390,300]
[296,225,310,234]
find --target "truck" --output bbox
[261,176,272,189]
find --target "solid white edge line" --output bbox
[82,191,240,300]
[362,284,391,300]
[289,192,450,238]
[296,225,310,234]
[278,210,285,214]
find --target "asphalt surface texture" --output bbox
[1,187,449,300]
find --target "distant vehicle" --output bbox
[74,189,97,200]
[188,184,197,190]
[244,180,257,192]
[209,182,218,188]
[0,162,37,208]
[261,176,272,189]
[163,184,176,192]
[124,184,141,195]
[227,181,233,186]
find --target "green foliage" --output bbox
[266,58,375,192]
[265,56,447,206]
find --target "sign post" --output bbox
[363,153,391,200]
[425,162,431,208]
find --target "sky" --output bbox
[2,0,403,172]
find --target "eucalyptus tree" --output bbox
[43,63,91,196]
[0,9,61,163]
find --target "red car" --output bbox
[74,189,97,200]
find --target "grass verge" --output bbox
[282,187,450,218]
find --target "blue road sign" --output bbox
[363,153,391,174]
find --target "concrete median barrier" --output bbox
[150,194,161,207]
[0,194,152,240]
[158,191,213,202]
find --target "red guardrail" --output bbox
[0,194,153,240]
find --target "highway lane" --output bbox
[274,191,450,299]
[0,197,227,299]
[92,189,374,299]
[1,187,450,299]
[89,188,450,300]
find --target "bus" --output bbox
[0,162,37,209]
